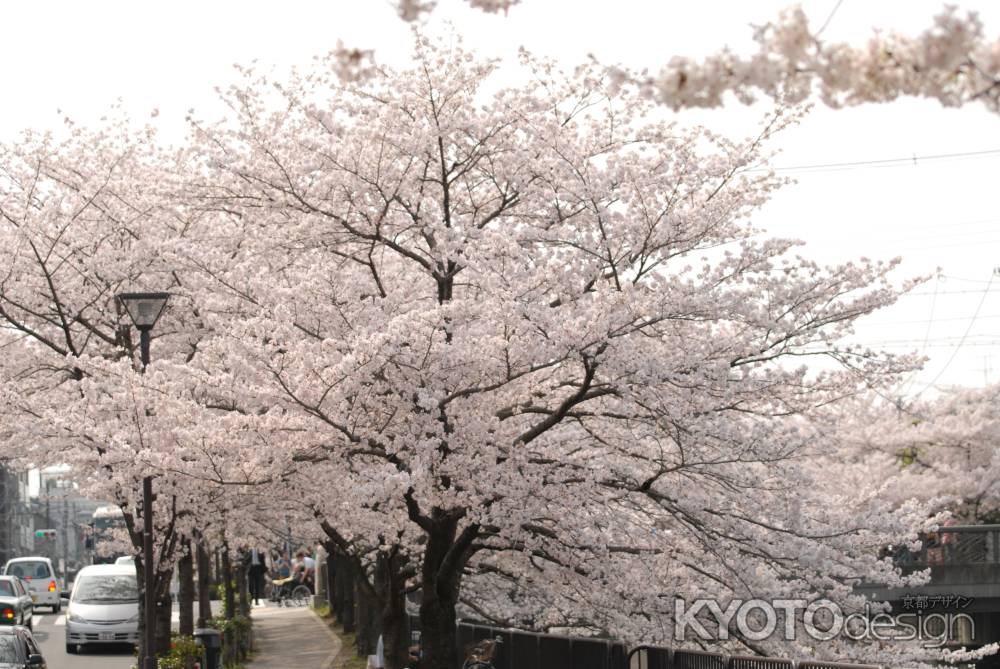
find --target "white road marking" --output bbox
[53,615,65,627]
[30,616,40,628]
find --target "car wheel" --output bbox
[66,643,77,654]
[53,602,61,613]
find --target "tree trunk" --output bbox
[340,555,356,633]
[178,538,195,636]
[332,550,347,623]
[236,555,250,618]
[355,577,375,657]
[154,566,174,656]
[134,553,152,663]
[420,593,457,669]
[196,540,212,628]
[418,514,478,669]
[221,545,235,620]
[376,549,410,669]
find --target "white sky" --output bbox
[2,0,999,395]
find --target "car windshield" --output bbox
[0,582,13,598]
[0,636,18,662]
[5,562,48,580]
[73,574,138,604]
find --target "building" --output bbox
[0,465,33,565]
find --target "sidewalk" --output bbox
[249,604,344,669]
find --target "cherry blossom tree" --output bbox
[2,5,997,667]
[827,386,1000,522]
[174,34,957,667]
[352,4,1000,116]
[0,121,224,657]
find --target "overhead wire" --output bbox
[912,271,995,398]
[761,148,1000,174]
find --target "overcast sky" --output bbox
[2,0,999,396]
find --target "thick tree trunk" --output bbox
[196,540,212,628]
[420,594,457,669]
[178,539,195,636]
[418,513,478,669]
[376,550,410,669]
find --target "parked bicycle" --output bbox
[461,635,503,669]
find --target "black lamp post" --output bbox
[117,291,170,669]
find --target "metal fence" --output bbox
[891,524,1000,567]
[404,617,884,669]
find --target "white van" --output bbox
[64,563,139,654]
[2,557,60,612]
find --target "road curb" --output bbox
[307,607,342,669]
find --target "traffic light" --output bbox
[34,529,57,540]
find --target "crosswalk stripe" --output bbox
[53,615,65,627]
[30,616,40,628]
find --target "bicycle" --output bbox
[461,635,503,669]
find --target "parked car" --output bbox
[0,579,33,631]
[0,626,44,668]
[0,560,59,614]
[64,563,139,654]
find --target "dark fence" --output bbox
[890,524,1000,567]
[332,557,885,669]
[404,617,883,669]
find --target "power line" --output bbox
[901,287,999,297]
[803,340,1000,350]
[938,274,999,284]
[913,271,995,397]
[755,148,1000,174]
[861,314,1000,326]
[814,0,845,37]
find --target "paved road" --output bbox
[30,608,134,669]
[31,599,237,668]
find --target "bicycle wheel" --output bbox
[290,584,311,606]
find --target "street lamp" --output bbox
[117,291,170,669]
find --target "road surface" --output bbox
[30,608,134,669]
[30,600,228,668]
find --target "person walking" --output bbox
[248,547,268,605]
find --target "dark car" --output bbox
[0,579,33,631]
[0,626,44,668]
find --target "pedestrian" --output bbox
[248,547,268,605]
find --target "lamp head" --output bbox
[117,292,170,330]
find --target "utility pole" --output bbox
[62,492,69,584]
[44,479,52,561]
